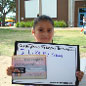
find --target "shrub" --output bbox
[16,21,34,27]
[15,22,20,27]
[16,20,67,27]
[25,21,33,27]
[54,20,67,27]
[19,22,25,27]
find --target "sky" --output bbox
[5,8,16,17]
[6,12,16,17]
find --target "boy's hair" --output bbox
[33,15,54,29]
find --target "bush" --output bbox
[16,20,67,27]
[19,22,25,27]
[16,21,34,27]
[25,21,33,27]
[54,20,67,27]
[15,22,20,27]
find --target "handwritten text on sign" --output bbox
[17,43,75,58]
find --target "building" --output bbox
[16,0,86,27]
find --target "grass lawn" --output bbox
[0,28,86,57]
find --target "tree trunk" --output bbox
[2,14,6,26]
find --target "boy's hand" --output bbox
[76,71,84,81]
[7,66,21,76]
[7,66,15,76]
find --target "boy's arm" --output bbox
[76,71,84,81]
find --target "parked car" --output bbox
[5,22,14,26]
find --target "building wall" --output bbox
[16,0,25,22]
[16,0,68,24]
[74,1,86,26]
[58,0,68,24]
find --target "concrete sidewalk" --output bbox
[0,26,83,30]
[0,26,32,30]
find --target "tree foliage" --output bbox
[0,0,16,26]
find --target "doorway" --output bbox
[78,8,86,27]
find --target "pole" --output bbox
[18,0,20,22]
[39,0,42,16]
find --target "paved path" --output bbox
[0,26,83,30]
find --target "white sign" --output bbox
[12,41,80,86]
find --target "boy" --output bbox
[7,15,84,86]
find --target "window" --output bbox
[79,8,86,13]
[25,0,39,18]
[25,0,57,18]
[42,0,57,18]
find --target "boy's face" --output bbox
[32,20,54,43]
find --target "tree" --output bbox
[0,0,16,26]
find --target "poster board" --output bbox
[12,41,80,86]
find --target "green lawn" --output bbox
[0,28,86,57]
